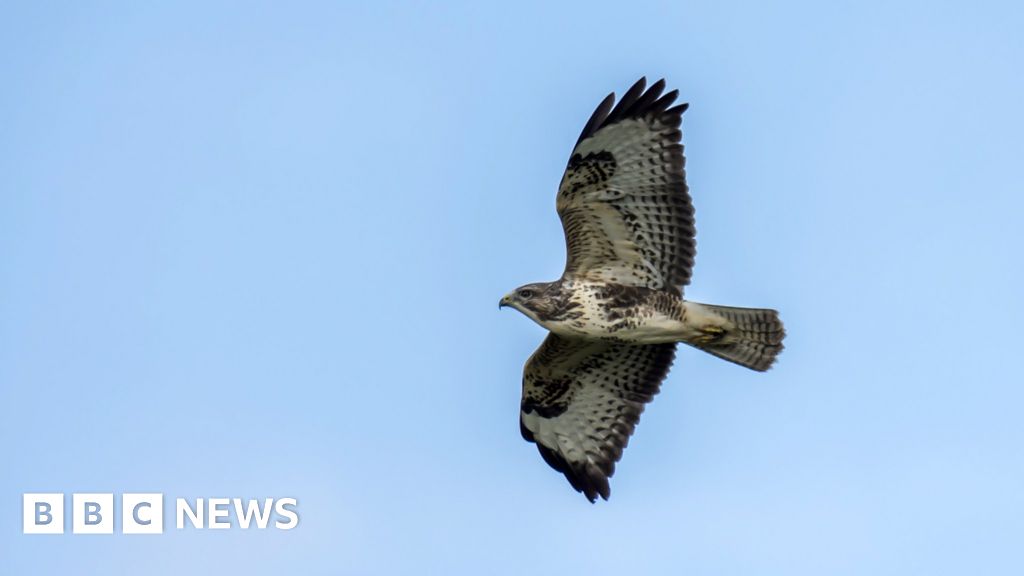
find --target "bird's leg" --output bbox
[694,325,727,345]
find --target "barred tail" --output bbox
[686,303,785,372]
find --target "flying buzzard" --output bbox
[500,77,785,502]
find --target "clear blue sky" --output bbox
[2,1,1022,574]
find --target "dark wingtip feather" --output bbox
[575,91,616,146]
[649,89,679,115]
[605,77,647,125]
[534,443,613,503]
[622,78,665,118]
[667,103,690,115]
[575,78,687,148]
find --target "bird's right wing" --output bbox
[520,333,677,502]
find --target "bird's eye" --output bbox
[518,289,534,299]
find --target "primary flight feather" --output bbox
[500,78,786,502]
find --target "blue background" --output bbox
[2,1,1022,574]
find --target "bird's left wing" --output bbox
[520,334,677,502]
[557,77,695,293]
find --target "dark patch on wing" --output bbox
[562,151,618,198]
[521,377,572,418]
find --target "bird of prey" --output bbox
[500,77,785,502]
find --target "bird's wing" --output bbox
[558,77,695,293]
[520,333,677,502]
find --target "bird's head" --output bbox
[499,282,560,324]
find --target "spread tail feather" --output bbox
[686,303,785,371]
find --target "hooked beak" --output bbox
[499,294,513,309]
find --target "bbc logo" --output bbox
[23,493,163,534]
[23,493,299,533]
